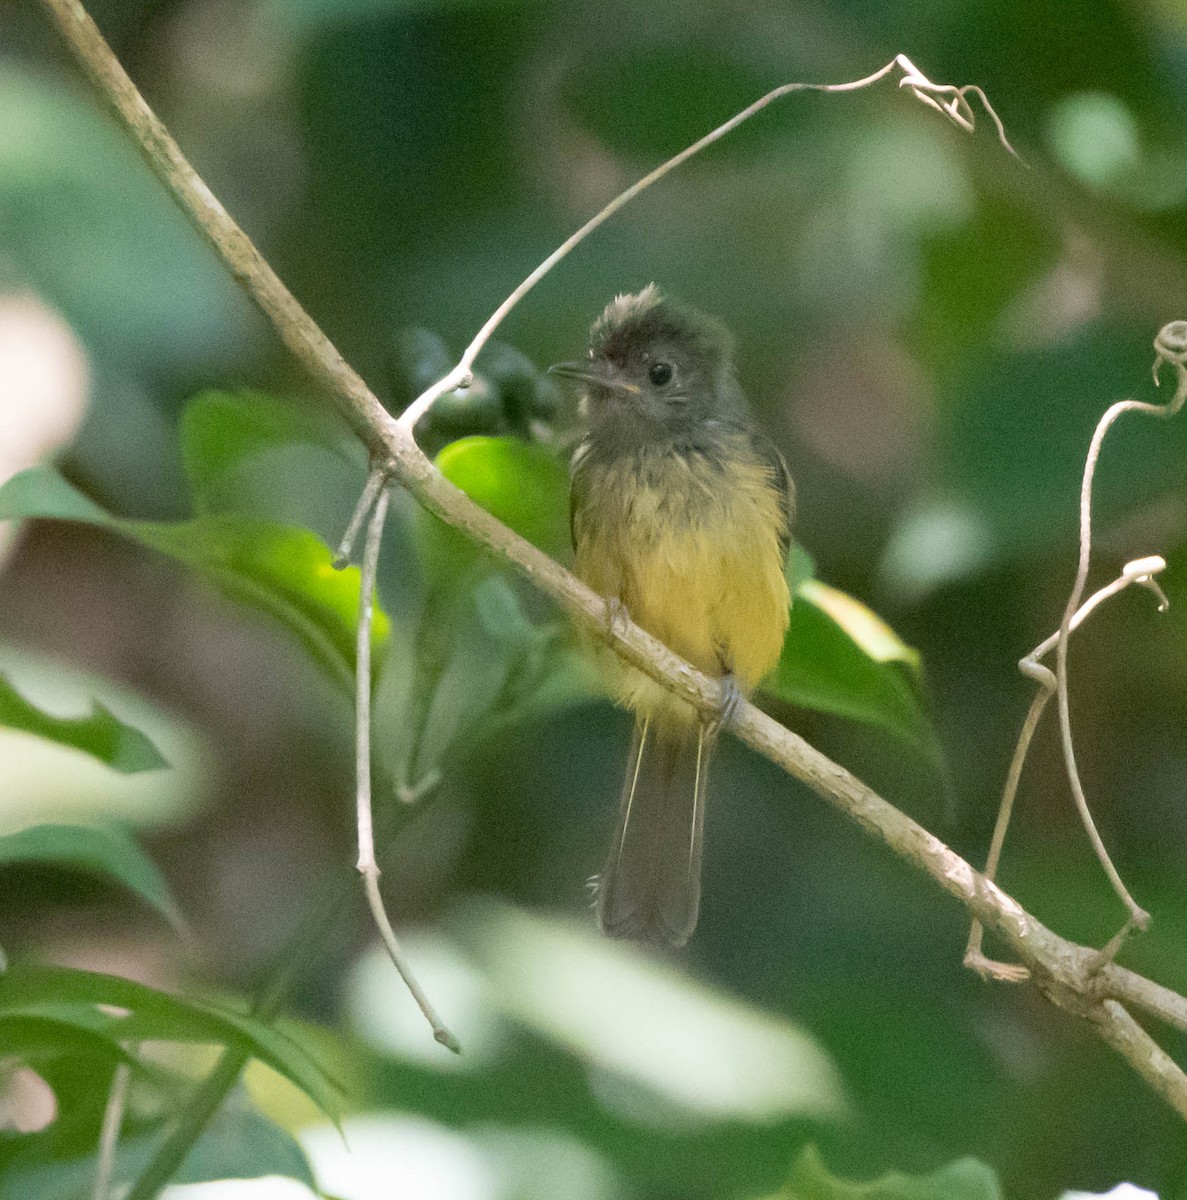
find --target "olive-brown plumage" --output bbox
[551,285,793,946]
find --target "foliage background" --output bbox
[3,0,1187,1196]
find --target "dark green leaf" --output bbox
[0,967,344,1121]
[374,574,591,794]
[763,581,937,759]
[773,1145,1002,1200]
[0,676,167,774]
[0,824,181,930]
[0,1013,134,1066]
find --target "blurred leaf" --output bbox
[0,676,167,773]
[786,543,817,592]
[0,65,246,369]
[763,581,937,760]
[180,390,348,515]
[771,1145,1002,1200]
[910,194,1056,384]
[0,824,181,930]
[0,465,112,525]
[454,901,848,1123]
[0,467,386,694]
[0,967,344,1121]
[0,1013,135,1066]
[1,1098,317,1200]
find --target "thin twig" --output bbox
[354,487,460,1052]
[1089,1000,1187,1121]
[91,1062,130,1200]
[1052,324,1187,937]
[333,465,388,568]
[395,53,1019,433]
[33,0,1187,1121]
[965,556,1170,982]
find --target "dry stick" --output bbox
[354,485,460,1052]
[33,0,1187,1120]
[965,556,1170,983]
[1052,323,1187,945]
[396,53,1019,434]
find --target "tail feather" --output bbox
[597,718,712,947]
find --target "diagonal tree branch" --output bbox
[34,0,1187,1123]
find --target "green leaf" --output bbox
[180,389,348,515]
[434,435,570,559]
[0,467,386,694]
[0,1013,136,1066]
[135,516,387,692]
[772,1145,1002,1200]
[1,1099,317,1200]
[0,824,181,929]
[763,580,937,759]
[0,465,112,526]
[0,967,344,1121]
[0,675,167,774]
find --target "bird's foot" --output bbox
[604,597,630,638]
[706,673,744,738]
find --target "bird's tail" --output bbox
[596,716,712,947]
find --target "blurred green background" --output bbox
[4,0,1187,1196]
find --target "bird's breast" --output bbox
[573,443,790,715]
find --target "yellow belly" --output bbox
[574,450,790,726]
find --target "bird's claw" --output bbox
[604,598,630,638]
[706,674,744,738]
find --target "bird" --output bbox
[549,284,793,946]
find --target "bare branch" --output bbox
[1089,1001,1187,1122]
[34,0,1187,1119]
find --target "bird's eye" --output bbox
[648,361,673,386]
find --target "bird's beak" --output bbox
[547,360,640,396]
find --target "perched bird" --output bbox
[550,285,793,946]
